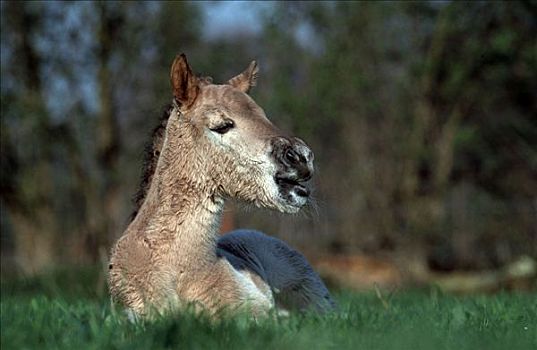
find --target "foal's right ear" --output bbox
[170,54,199,108]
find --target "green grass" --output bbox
[1,268,536,350]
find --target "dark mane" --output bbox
[129,104,173,222]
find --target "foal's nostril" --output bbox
[272,137,314,182]
[285,149,301,164]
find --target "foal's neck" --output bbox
[133,110,223,265]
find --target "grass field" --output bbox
[1,267,536,350]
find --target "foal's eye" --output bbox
[209,120,234,134]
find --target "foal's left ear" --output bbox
[227,60,259,93]
[170,53,200,108]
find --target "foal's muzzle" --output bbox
[271,137,314,201]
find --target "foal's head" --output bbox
[167,54,314,213]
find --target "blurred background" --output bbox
[1,1,536,293]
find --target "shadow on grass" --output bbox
[1,265,107,301]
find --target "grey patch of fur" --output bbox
[217,229,336,313]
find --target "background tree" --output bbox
[1,1,535,278]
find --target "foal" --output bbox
[109,54,334,317]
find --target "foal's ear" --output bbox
[227,60,259,93]
[170,53,199,108]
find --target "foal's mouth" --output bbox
[274,175,311,201]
